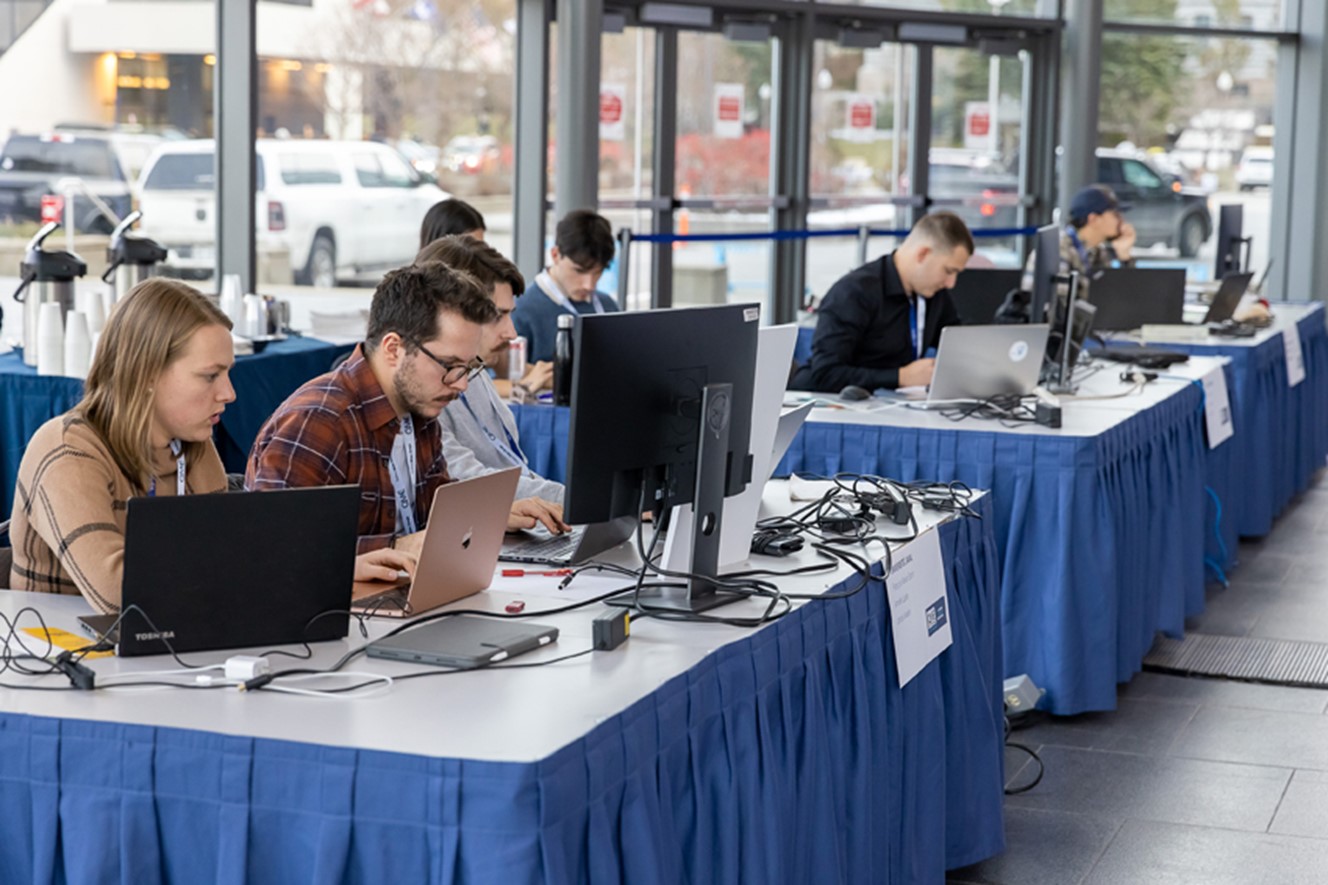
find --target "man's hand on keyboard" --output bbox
[508,497,571,534]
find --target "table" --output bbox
[0,489,1003,883]
[1103,302,1328,539]
[0,337,354,514]
[514,363,1215,716]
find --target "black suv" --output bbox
[0,130,155,233]
[1095,149,1211,257]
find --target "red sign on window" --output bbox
[968,111,991,137]
[600,92,623,125]
[850,101,874,129]
[717,96,742,122]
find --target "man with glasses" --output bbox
[246,262,567,555]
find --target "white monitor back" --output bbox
[662,323,799,572]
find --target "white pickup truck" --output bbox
[136,138,449,287]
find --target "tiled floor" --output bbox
[950,479,1328,884]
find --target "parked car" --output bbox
[0,129,160,233]
[1235,146,1274,191]
[1095,148,1211,257]
[136,139,449,287]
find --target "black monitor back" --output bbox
[563,305,759,525]
[1087,268,1186,331]
[949,269,1022,325]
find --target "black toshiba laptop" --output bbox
[79,486,359,656]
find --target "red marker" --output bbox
[501,568,574,577]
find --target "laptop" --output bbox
[948,269,1023,325]
[500,516,636,566]
[353,467,520,618]
[79,485,360,657]
[1087,268,1186,331]
[1202,271,1254,324]
[366,614,558,669]
[925,324,1051,404]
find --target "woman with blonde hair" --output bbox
[8,279,412,612]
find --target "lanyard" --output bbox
[536,270,605,316]
[1065,225,1091,268]
[147,439,186,497]
[387,415,419,535]
[908,296,927,360]
[458,391,527,468]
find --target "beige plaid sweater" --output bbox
[8,413,226,613]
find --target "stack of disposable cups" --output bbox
[36,302,64,376]
[64,311,91,378]
[82,289,105,335]
[220,275,245,329]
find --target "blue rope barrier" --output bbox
[627,225,1040,245]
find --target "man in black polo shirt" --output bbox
[792,211,973,393]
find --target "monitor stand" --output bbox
[1045,271,1082,395]
[607,382,746,614]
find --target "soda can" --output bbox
[508,335,528,380]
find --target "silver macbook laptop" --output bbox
[353,467,520,618]
[926,324,1051,404]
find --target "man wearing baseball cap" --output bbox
[1006,184,1137,321]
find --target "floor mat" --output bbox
[1145,632,1328,688]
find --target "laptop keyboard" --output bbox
[502,528,583,563]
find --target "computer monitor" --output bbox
[949,268,1023,325]
[1029,224,1061,329]
[1216,204,1248,279]
[563,303,759,612]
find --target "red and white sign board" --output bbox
[600,84,626,142]
[847,94,876,132]
[713,83,745,140]
[964,101,991,150]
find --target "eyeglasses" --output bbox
[407,339,486,385]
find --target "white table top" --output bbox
[786,354,1227,439]
[0,483,965,763]
[1114,300,1322,351]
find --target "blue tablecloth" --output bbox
[1118,304,1328,539]
[0,337,353,514]
[0,501,1004,883]
[515,380,1208,716]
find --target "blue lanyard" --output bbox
[1065,225,1091,268]
[908,297,924,359]
[459,392,527,467]
[147,439,185,497]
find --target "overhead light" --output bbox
[640,3,713,28]
[602,11,627,33]
[896,22,968,44]
[838,26,887,49]
[724,21,772,43]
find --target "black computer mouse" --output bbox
[839,384,871,401]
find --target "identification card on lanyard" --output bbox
[459,392,527,468]
[908,296,927,360]
[388,416,419,535]
[148,439,186,497]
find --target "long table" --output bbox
[514,360,1226,715]
[0,489,1004,883]
[1103,302,1328,540]
[0,337,354,514]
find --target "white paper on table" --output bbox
[1283,322,1306,388]
[885,528,953,688]
[1200,364,1234,450]
[487,569,635,603]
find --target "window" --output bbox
[352,152,386,188]
[376,149,416,188]
[1107,0,1283,30]
[142,153,216,190]
[1121,158,1164,189]
[279,152,342,186]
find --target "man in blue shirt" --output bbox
[512,209,620,364]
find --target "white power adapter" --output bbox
[224,655,271,682]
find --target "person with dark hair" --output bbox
[419,198,487,249]
[511,208,620,364]
[417,236,564,504]
[246,262,567,553]
[791,211,973,393]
